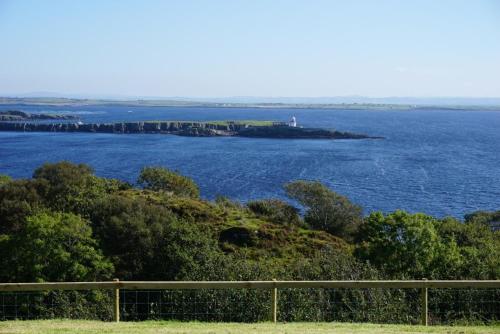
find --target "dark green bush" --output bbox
[138,166,199,198]
[285,180,363,239]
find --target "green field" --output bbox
[143,120,277,126]
[201,120,276,126]
[0,321,498,334]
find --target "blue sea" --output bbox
[0,104,499,219]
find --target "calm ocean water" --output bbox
[0,104,499,218]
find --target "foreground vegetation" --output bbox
[0,162,498,323]
[1,320,499,334]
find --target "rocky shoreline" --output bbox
[0,120,383,140]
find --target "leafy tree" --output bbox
[138,166,199,198]
[355,211,466,279]
[90,193,218,280]
[438,216,499,279]
[33,161,127,216]
[285,180,362,239]
[0,178,47,234]
[89,194,172,279]
[148,219,222,280]
[0,211,113,282]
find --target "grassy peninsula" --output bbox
[0,118,381,139]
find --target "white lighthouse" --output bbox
[289,116,297,127]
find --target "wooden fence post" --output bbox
[421,278,428,326]
[271,278,278,323]
[113,278,120,322]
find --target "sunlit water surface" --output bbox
[1,105,499,218]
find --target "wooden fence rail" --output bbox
[0,279,499,325]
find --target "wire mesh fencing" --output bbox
[278,287,422,323]
[0,282,498,324]
[428,288,500,325]
[120,289,271,322]
[0,290,113,321]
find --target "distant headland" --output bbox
[1,96,499,110]
[0,110,78,121]
[0,113,382,140]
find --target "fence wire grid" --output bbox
[0,287,498,324]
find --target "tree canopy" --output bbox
[355,211,500,279]
[0,211,113,282]
[33,161,127,216]
[138,166,200,198]
[285,180,363,239]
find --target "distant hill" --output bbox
[2,94,500,107]
[171,96,500,106]
[1,96,500,110]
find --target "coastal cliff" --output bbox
[0,120,382,140]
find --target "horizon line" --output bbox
[2,94,500,100]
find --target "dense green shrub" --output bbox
[285,180,363,239]
[33,161,127,217]
[0,178,46,234]
[0,211,113,282]
[355,211,500,279]
[89,193,221,280]
[437,216,499,279]
[138,166,199,198]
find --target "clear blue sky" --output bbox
[0,0,499,98]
